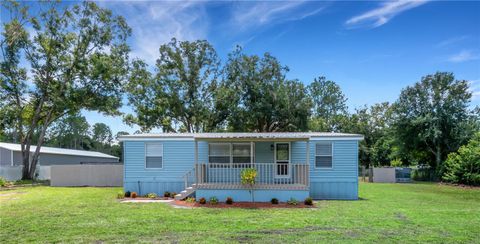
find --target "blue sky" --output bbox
[22,1,480,135]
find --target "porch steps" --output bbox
[174,185,196,200]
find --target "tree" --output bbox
[1,1,131,179]
[223,48,311,132]
[125,38,221,132]
[92,123,113,147]
[112,131,129,161]
[48,113,90,150]
[343,102,394,167]
[308,77,348,132]
[392,72,473,171]
[442,132,480,186]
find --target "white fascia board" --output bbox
[118,137,195,142]
[309,136,364,141]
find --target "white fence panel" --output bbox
[50,164,123,186]
[372,167,396,183]
[0,166,51,181]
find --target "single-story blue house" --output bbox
[119,132,363,202]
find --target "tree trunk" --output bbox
[27,111,53,179]
[21,148,31,179]
[435,145,442,172]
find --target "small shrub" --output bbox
[390,158,403,167]
[164,191,171,198]
[304,197,313,206]
[124,191,131,198]
[0,177,7,187]
[186,197,195,203]
[14,179,34,185]
[145,193,157,199]
[131,192,138,198]
[209,196,218,205]
[226,197,233,205]
[171,192,177,198]
[442,132,480,186]
[271,198,279,204]
[287,198,298,205]
[199,197,206,204]
[117,191,124,199]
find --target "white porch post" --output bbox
[306,140,310,186]
[194,140,198,184]
[250,141,254,164]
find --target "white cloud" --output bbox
[469,80,480,100]
[346,0,429,29]
[231,1,326,31]
[104,1,209,64]
[435,35,469,48]
[448,50,479,63]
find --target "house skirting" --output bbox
[195,189,309,202]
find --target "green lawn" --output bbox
[1,183,479,243]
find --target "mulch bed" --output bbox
[172,200,315,208]
[123,197,172,200]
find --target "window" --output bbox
[315,142,333,168]
[209,143,230,164]
[146,143,163,169]
[232,143,251,164]
[209,143,253,166]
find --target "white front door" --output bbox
[274,142,290,178]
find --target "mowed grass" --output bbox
[1,183,479,243]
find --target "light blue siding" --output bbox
[309,139,358,200]
[123,138,359,200]
[123,140,195,195]
[255,142,274,164]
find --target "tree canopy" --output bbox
[222,48,311,132]
[125,38,220,132]
[391,72,473,169]
[1,1,131,179]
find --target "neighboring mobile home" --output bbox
[120,132,363,202]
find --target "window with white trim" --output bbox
[232,143,251,164]
[315,142,333,168]
[145,143,163,168]
[208,143,253,166]
[209,143,230,164]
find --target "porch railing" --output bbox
[193,163,309,190]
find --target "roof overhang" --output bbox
[119,133,364,142]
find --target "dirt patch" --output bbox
[0,191,26,197]
[395,212,409,221]
[438,182,480,189]
[241,226,337,235]
[172,200,316,209]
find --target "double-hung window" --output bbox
[315,142,333,168]
[209,143,230,165]
[232,143,251,164]
[209,143,253,166]
[145,143,163,169]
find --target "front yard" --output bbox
[1,182,479,243]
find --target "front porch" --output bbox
[193,162,309,190]
[177,134,311,200]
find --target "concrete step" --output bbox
[174,187,196,200]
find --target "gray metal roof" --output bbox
[119,132,364,140]
[0,142,119,159]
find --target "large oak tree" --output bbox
[125,38,221,132]
[0,1,131,179]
